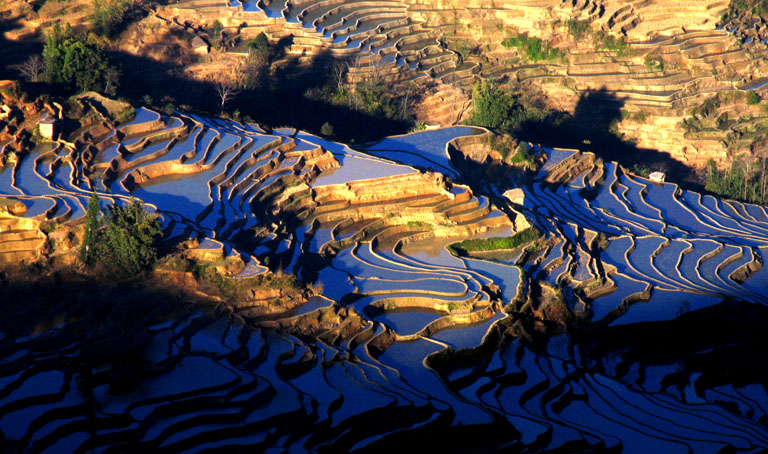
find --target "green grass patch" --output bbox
[595,31,630,57]
[567,20,591,39]
[448,227,540,256]
[644,54,664,72]
[507,141,535,164]
[501,34,563,62]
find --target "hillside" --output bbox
[3,1,768,452]
[5,0,768,174]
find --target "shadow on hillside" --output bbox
[0,13,411,143]
[0,268,217,385]
[112,49,411,143]
[517,88,701,189]
[0,17,43,81]
[573,298,768,393]
[234,49,412,143]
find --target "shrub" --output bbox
[644,54,663,72]
[410,120,427,132]
[43,24,114,93]
[567,20,590,39]
[320,121,334,137]
[730,0,768,17]
[247,32,270,59]
[82,195,163,276]
[595,232,609,252]
[501,34,562,61]
[352,78,399,118]
[747,91,761,105]
[80,193,101,266]
[508,141,534,164]
[468,82,550,134]
[596,31,630,56]
[469,81,515,129]
[91,0,131,37]
[211,20,223,43]
[681,116,702,132]
[704,157,768,204]
[448,227,541,256]
[696,95,722,118]
[630,163,651,177]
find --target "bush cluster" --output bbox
[448,227,541,256]
[42,24,119,94]
[91,0,131,37]
[501,34,562,62]
[468,81,547,132]
[567,20,591,39]
[705,157,768,205]
[80,194,163,276]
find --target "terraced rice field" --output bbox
[173,0,477,90]
[2,109,768,451]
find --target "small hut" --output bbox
[649,171,666,183]
[39,113,56,140]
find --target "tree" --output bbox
[241,49,268,90]
[247,32,270,60]
[320,121,334,137]
[91,0,131,37]
[469,81,515,130]
[19,55,44,83]
[103,66,121,97]
[42,24,113,93]
[211,20,223,46]
[80,192,101,266]
[214,78,240,115]
[331,60,347,92]
[94,199,162,276]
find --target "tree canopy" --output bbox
[469,81,517,130]
[80,193,101,266]
[43,24,113,93]
[91,0,131,37]
[80,194,163,276]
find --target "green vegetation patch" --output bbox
[566,20,629,56]
[644,54,664,72]
[567,20,591,39]
[705,157,768,205]
[507,141,535,165]
[91,0,131,37]
[468,81,547,132]
[728,0,768,18]
[595,31,630,57]
[80,194,162,277]
[501,34,563,62]
[448,227,541,256]
[43,24,120,95]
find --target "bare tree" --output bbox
[752,139,767,203]
[19,55,44,83]
[332,60,347,92]
[346,56,366,110]
[242,52,268,91]
[104,67,121,97]
[760,146,766,203]
[213,78,241,115]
